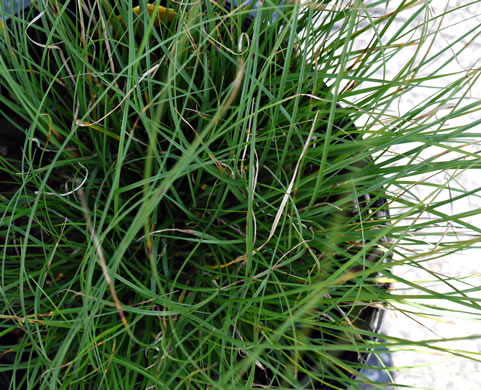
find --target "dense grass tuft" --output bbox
[2,1,481,388]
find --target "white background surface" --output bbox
[351,1,481,388]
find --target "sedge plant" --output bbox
[1,0,481,389]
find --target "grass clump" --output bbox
[1,1,481,389]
